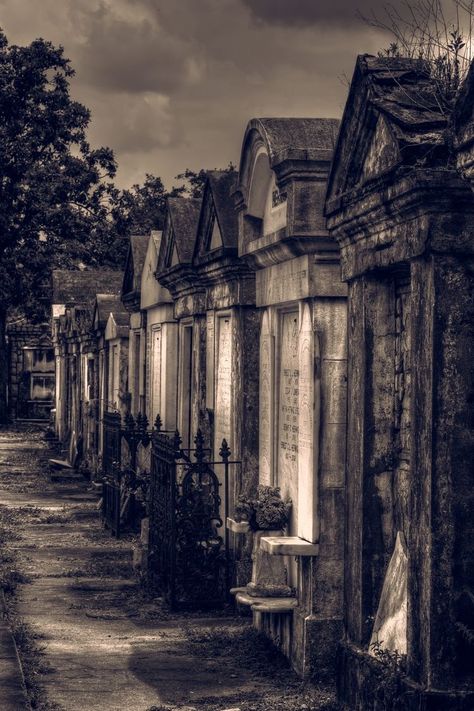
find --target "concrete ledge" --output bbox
[226,517,251,534]
[260,536,319,556]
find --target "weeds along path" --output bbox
[0,427,338,711]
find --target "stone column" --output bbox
[409,254,474,694]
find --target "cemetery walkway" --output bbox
[0,427,337,711]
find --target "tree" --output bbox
[0,30,118,421]
[175,163,236,199]
[110,174,184,256]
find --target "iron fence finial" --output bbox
[219,438,231,462]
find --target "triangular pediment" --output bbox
[325,55,447,213]
[209,215,222,250]
[140,231,172,309]
[122,243,135,296]
[156,211,172,276]
[361,115,400,182]
[105,312,117,340]
[170,240,179,267]
[326,97,389,203]
[193,171,238,263]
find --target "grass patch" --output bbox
[181,623,339,711]
[184,622,293,679]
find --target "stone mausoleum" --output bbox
[233,117,347,678]
[326,55,474,710]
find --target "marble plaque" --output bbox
[214,316,232,456]
[259,313,272,485]
[298,304,319,543]
[370,531,407,655]
[150,328,161,423]
[278,311,299,533]
[206,311,215,409]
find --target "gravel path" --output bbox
[0,427,338,711]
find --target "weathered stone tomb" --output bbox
[326,55,474,709]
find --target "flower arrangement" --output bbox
[234,485,291,531]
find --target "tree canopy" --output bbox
[0,31,120,317]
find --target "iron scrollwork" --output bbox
[149,420,234,609]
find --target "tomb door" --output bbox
[259,310,274,485]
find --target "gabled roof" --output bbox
[131,234,149,275]
[52,269,123,307]
[193,171,238,262]
[156,197,201,276]
[168,197,201,263]
[239,118,340,177]
[105,305,130,340]
[122,234,149,303]
[93,293,128,331]
[325,55,448,212]
[251,118,340,165]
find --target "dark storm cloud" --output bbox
[241,0,409,27]
[0,0,392,187]
[76,5,201,94]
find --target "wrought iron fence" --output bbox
[101,411,152,537]
[102,467,121,537]
[148,421,238,610]
[103,411,121,475]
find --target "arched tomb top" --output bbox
[236,118,339,263]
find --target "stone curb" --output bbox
[0,588,30,710]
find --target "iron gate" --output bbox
[102,412,152,537]
[103,411,121,475]
[148,425,233,609]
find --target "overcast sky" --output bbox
[0,0,426,188]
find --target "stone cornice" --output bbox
[327,168,474,279]
[121,290,141,313]
[156,264,204,302]
[242,231,338,270]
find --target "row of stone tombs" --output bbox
[50,57,474,699]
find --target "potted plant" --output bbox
[234,485,291,531]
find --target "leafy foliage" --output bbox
[175,161,236,199]
[0,30,121,318]
[360,639,408,710]
[235,484,291,531]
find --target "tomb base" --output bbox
[337,641,474,711]
[247,529,292,597]
[292,610,343,681]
